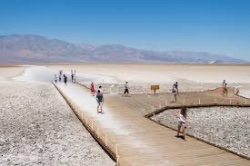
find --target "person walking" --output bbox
[96,90,104,113]
[172,86,178,102]
[73,70,76,82]
[54,74,58,83]
[71,73,74,82]
[59,70,62,82]
[175,108,188,140]
[174,81,179,95]
[71,69,74,82]
[224,83,228,96]
[63,74,67,85]
[222,83,228,96]
[59,70,62,77]
[90,82,95,96]
[234,86,240,96]
[221,80,226,95]
[59,75,61,82]
[222,80,226,87]
[123,81,130,96]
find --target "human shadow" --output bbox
[175,135,186,141]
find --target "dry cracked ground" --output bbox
[0,81,115,166]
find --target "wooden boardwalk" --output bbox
[54,82,249,165]
[105,87,250,117]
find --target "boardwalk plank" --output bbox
[54,83,249,165]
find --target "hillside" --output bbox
[0,34,246,63]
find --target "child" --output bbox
[175,108,188,140]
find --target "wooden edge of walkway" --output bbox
[51,81,118,164]
[146,107,250,160]
[144,104,250,118]
[52,81,250,163]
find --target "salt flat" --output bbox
[1,63,249,165]
[50,63,250,96]
[0,66,115,166]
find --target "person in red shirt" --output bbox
[90,82,95,96]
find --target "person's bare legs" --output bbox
[176,123,181,137]
[181,125,186,140]
[100,103,103,113]
[176,129,180,137]
[97,105,100,113]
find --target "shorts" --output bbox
[97,101,103,106]
[178,121,184,129]
[124,89,129,94]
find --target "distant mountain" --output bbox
[0,34,246,63]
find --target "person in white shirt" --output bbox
[123,81,129,96]
[234,86,240,96]
[172,86,178,102]
[175,108,188,140]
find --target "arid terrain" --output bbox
[50,64,250,96]
[0,65,115,166]
[0,63,250,164]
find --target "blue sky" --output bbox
[0,0,250,60]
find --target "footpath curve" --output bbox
[53,82,249,166]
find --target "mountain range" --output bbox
[0,34,246,63]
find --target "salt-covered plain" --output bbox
[1,63,250,164]
[50,64,250,96]
[0,66,115,166]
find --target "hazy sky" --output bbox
[0,0,250,60]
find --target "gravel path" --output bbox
[0,81,115,166]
